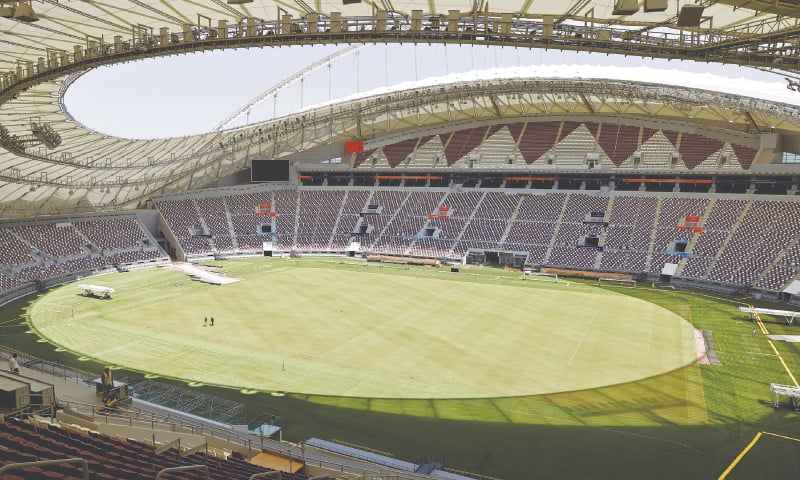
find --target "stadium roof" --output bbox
[1,0,800,217]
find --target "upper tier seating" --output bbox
[355,121,760,170]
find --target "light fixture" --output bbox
[643,0,668,13]
[612,0,639,15]
[226,0,253,4]
[677,5,704,27]
[2,1,40,22]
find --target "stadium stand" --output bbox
[0,214,169,302]
[0,416,302,480]
[152,185,799,297]
[340,122,762,170]
[295,190,346,251]
[0,348,466,480]
[3,2,800,478]
[0,31,791,305]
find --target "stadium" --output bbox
[0,1,800,479]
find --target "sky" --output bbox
[62,43,798,140]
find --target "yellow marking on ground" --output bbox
[762,431,800,443]
[718,431,762,480]
[753,307,799,387]
[753,306,770,335]
[719,431,800,479]
[767,340,799,387]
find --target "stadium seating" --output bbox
[0,215,168,298]
[11,224,86,258]
[298,190,348,251]
[551,123,596,166]
[597,123,640,166]
[74,217,149,252]
[343,121,760,170]
[707,201,800,286]
[678,133,724,169]
[0,416,299,480]
[148,186,800,294]
[513,122,560,164]
[0,229,37,267]
[0,183,780,292]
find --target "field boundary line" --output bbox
[718,431,800,480]
[766,339,799,387]
[762,431,800,443]
[754,309,799,387]
[717,431,762,480]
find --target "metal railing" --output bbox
[0,347,97,386]
[0,458,89,480]
[155,465,209,479]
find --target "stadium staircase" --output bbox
[447,191,486,257]
[644,197,664,272]
[191,200,218,253]
[326,189,352,250]
[358,190,378,248]
[371,190,410,252]
[675,198,716,276]
[755,236,800,286]
[704,200,753,279]
[542,193,571,264]
[221,197,239,251]
[291,192,302,248]
[405,192,440,255]
[498,195,525,246]
[593,197,614,270]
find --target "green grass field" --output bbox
[29,260,695,400]
[2,257,800,479]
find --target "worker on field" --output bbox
[96,395,119,414]
[100,365,114,402]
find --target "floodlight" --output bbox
[677,5,704,27]
[643,0,668,12]
[12,1,38,22]
[612,0,639,15]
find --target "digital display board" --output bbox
[251,160,290,182]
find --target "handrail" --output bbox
[155,465,209,479]
[155,436,181,455]
[58,396,253,445]
[0,458,89,480]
